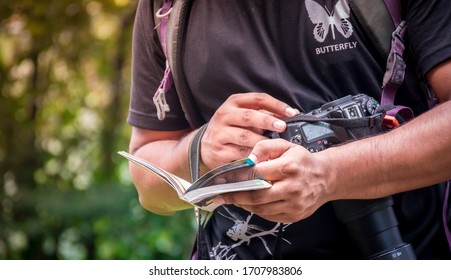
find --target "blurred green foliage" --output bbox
[0,0,196,259]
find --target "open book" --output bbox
[118,151,272,212]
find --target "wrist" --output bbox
[316,147,341,202]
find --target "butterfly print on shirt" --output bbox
[305,0,354,42]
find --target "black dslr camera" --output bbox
[268,94,416,260]
[279,94,381,152]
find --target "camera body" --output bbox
[279,94,380,152]
[270,93,416,259]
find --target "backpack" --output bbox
[149,0,450,257]
[151,0,437,128]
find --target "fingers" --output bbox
[216,178,298,207]
[201,93,299,168]
[249,138,296,164]
[213,186,317,223]
[215,93,298,132]
[213,126,267,149]
[215,106,288,133]
[258,108,301,121]
[229,93,299,119]
[201,126,267,164]
[211,138,326,223]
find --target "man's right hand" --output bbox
[200,92,298,169]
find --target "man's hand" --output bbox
[213,139,332,223]
[201,93,298,169]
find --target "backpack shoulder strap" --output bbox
[153,0,205,128]
[162,0,406,127]
[348,0,395,62]
[166,0,205,128]
[350,0,414,121]
[157,0,424,125]
[157,0,410,127]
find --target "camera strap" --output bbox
[188,123,213,260]
[265,110,389,142]
[281,103,392,131]
[380,20,416,122]
[282,113,385,129]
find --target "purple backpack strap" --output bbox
[383,0,451,251]
[153,0,174,121]
[152,0,204,128]
[383,0,402,24]
[380,0,413,120]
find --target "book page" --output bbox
[117,151,191,197]
[183,179,272,207]
[187,157,256,192]
[118,151,271,212]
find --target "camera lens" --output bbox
[332,197,416,259]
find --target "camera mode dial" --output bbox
[365,98,379,115]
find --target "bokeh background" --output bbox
[0,0,196,259]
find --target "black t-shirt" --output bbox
[128,0,451,259]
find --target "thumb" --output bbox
[249,139,294,163]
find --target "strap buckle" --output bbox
[382,21,407,88]
[383,115,400,129]
[153,88,170,120]
[392,20,407,42]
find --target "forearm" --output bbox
[323,100,451,201]
[127,93,297,215]
[129,128,197,215]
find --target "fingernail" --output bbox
[273,120,286,131]
[285,107,298,117]
[248,153,258,164]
